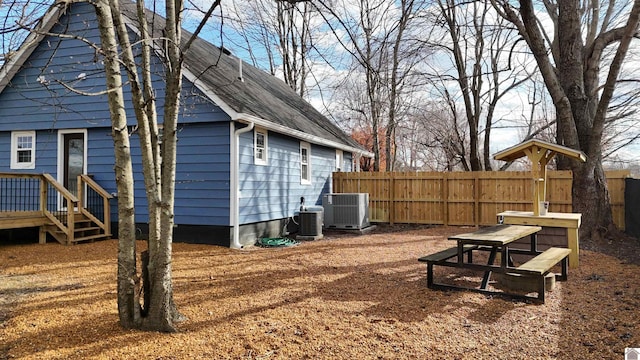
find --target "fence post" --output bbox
[389,172,395,225]
[474,172,480,227]
[104,195,111,236]
[67,199,75,245]
[443,172,448,226]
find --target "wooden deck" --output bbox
[0,173,112,245]
[0,211,48,229]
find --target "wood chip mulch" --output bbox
[1,225,639,359]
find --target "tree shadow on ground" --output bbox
[1,227,554,358]
[176,237,532,335]
[556,248,640,358]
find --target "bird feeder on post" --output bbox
[493,139,586,216]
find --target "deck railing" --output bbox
[0,173,41,212]
[41,173,78,238]
[78,174,113,237]
[0,172,111,242]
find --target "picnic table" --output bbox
[418,224,571,303]
[497,210,582,268]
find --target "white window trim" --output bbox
[335,149,344,172]
[10,131,36,169]
[254,127,268,165]
[300,141,311,184]
[56,129,88,189]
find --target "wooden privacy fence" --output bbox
[333,170,629,229]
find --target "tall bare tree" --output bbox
[492,0,640,241]
[428,0,536,171]
[276,0,313,97]
[93,0,220,331]
[317,0,429,171]
[1,0,207,331]
[212,0,317,98]
[394,97,470,171]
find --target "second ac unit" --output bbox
[322,193,370,230]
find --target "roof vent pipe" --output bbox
[238,58,244,82]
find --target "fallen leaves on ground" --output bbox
[1,225,639,359]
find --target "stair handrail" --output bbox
[78,174,113,237]
[41,173,78,243]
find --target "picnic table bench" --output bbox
[418,224,571,303]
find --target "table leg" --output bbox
[427,262,434,288]
[567,227,579,268]
[481,247,498,289]
[501,246,508,268]
[530,233,538,253]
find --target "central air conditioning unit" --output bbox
[298,208,323,240]
[322,193,370,230]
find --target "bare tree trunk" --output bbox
[94,0,214,332]
[276,1,312,97]
[572,157,617,238]
[438,0,486,171]
[94,0,140,328]
[494,0,640,241]
[384,0,414,171]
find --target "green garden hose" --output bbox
[258,237,299,247]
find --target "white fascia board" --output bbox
[182,67,373,158]
[0,2,69,94]
[236,113,374,158]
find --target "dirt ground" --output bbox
[1,225,639,359]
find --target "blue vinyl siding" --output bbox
[127,122,231,226]
[86,123,231,227]
[237,130,343,224]
[0,2,229,133]
[86,128,121,221]
[0,133,8,169]
[0,130,59,174]
[1,123,231,227]
[343,153,354,172]
[172,123,231,226]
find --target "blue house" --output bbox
[0,1,371,247]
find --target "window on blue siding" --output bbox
[335,150,344,171]
[254,128,268,165]
[11,131,36,169]
[300,141,311,184]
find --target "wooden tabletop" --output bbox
[497,211,581,220]
[448,224,542,246]
[497,211,582,228]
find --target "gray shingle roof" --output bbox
[122,3,366,153]
[0,1,368,155]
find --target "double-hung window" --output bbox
[300,142,311,184]
[11,131,36,169]
[254,128,268,165]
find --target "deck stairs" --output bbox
[43,212,112,244]
[0,172,113,245]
